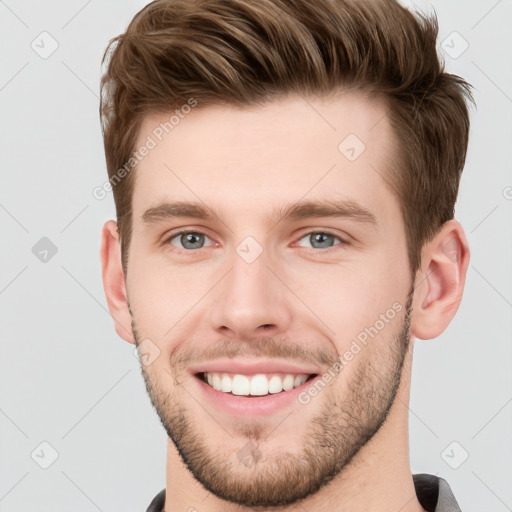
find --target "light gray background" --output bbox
[0,0,511,510]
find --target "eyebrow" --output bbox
[141,199,378,227]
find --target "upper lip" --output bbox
[188,359,320,376]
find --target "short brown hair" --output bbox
[99,0,475,276]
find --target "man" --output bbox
[99,0,475,510]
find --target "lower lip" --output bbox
[192,373,321,417]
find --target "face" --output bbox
[126,92,414,508]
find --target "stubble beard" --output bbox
[131,286,414,508]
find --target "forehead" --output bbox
[131,92,399,228]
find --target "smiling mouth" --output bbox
[196,371,318,397]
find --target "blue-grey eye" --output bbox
[297,232,343,249]
[169,231,213,250]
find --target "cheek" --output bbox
[289,257,407,356]
[127,259,211,338]
[295,252,403,311]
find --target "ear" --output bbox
[410,219,470,340]
[100,220,135,344]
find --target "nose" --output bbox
[209,245,292,341]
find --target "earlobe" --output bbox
[410,219,470,340]
[100,220,135,344]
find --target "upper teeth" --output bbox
[205,372,311,396]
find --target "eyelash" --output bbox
[163,229,350,254]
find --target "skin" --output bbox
[101,91,470,512]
